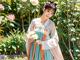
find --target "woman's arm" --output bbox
[27,20,35,32]
[26,19,36,45]
[26,19,36,60]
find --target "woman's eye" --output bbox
[47,10,50,12]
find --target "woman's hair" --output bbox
[43,1,57,14]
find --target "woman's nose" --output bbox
[47,13,51,16]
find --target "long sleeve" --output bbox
[27,19,35,32]
[42,22,59,50]
[26,19,35,48]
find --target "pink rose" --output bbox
[0,4,4,11]
[7,14,15,22]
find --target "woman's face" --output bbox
[43,8,54,19]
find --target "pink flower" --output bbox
[0,4,4,10]
[7,14,15,22]
[30,0,39,6]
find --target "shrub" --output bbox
[0,30,26,55]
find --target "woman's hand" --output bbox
[36,40,42,45]
[36,40,45,50]
[28,37,34,44]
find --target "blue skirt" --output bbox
[29,42,54,60]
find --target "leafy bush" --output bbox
[0,0,80,60]
[0,30,26,55]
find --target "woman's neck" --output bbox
[40,15,48,24]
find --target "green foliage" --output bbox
[0,30,26,55]
[0,0,80,60]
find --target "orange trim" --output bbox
[40,45,45,60]
[40,30,47,60]
[27,42,32,60]
[42,34,46,41]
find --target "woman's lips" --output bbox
[46,15,49,18]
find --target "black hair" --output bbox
[44,1,57,14]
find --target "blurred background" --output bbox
[0,0,80,60]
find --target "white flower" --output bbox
[0,16,4,24]
[67,23,74,26]
[76,37,79,39]
[28,31,35,35]
[57,21,60,25]
[30,0,39,6]
[10,23,14,27]
[32,34,38,40]
[26,31,35,38]
[68,19,71,22]
[75,49,80,52]
[71,38,76,41]
[22,0,27,2]
[63,20,66,23]
[73,20,78,22]
[70,27,75,32]
[26,31,38,40]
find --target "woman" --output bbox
[27,1,64,60]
